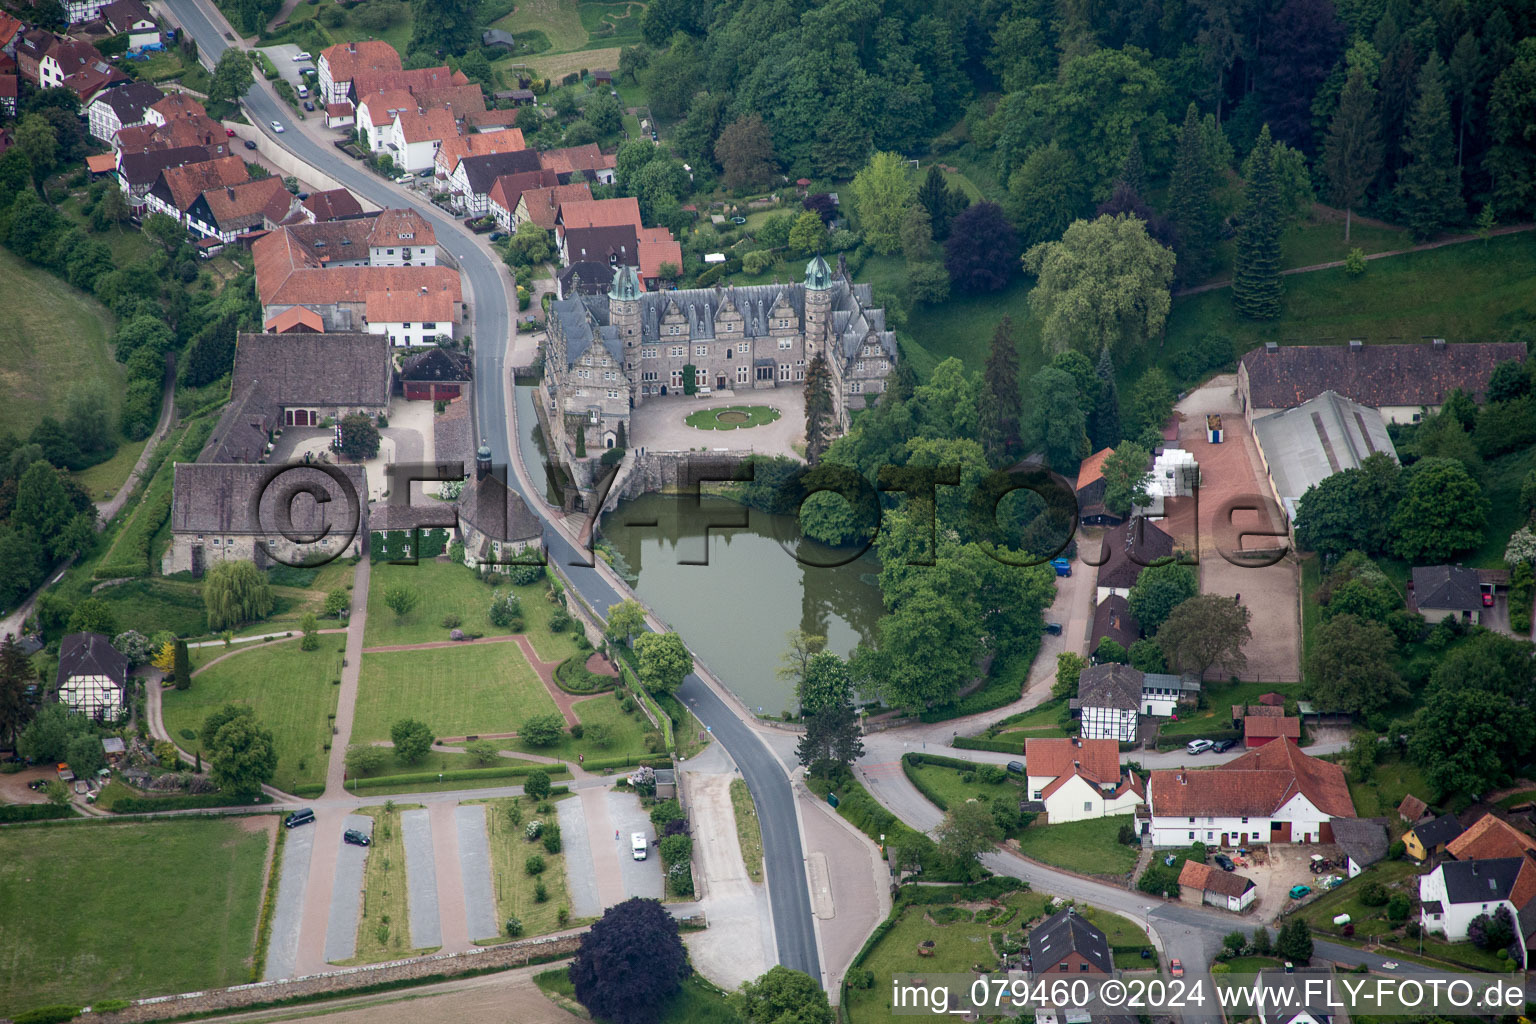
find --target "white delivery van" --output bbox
[631,832,648,860]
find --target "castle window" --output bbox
[671,370,683,387]
[737,365,749,384]
[856,361,865,371]
[778,338,792,350]
[608,389,621,399]
[850,381,862,394]
[642,347,657,358]
[669,345,685,358]
[668,325,680,335]
[779,363,792,381]
[737,341,749,354]
[695,344,709,357]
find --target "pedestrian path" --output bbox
[427,801,470,952]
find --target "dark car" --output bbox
[244,139,258,150]
[284,808,315,828]
[1213,853,1235,871]
[1211,738,1236,753]
[1006,761,1025,775]
[1043,621,1063,635]
[343,829,371,847]
[303,100,315,111]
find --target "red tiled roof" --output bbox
[515,181,591,229]
[1179,859,1255,897]
[367,208,435,246]
[412,84,485,119]
[538,143,614,176]
[357,88,415,127]
[0,14,23,48]
[365,286,457,325]
[1076,447,1114,491]
[252,226,460,307]
[350,65,464,99]
[151,91,206,120]
[86,152,118,173]
[158,155,248,213]
[462,107,520,129]
[396,107,456,144]
[1243,716,1301,740]
[326,101,354,117]
[264,306,324,333]
[558,196,641,231]
[436,128,525,175]
[637,226,682,282]
[0,75,17,100]
[113,122,157,152]
[1149,739,1355,819]
[152,112,229,153]
[1446,815,1536,861]
[1025,738,1121,785]
[319,40,401,84]
[199,176,292,228]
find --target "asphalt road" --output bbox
[160,0,821,983]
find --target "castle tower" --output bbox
[608,264,643,401]
[803,254,833,358]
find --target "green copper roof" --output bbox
[805,254,833,290]
[608,264,642,301]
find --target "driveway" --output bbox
[1172,380,1301,682]
[606,789,664,899]
[259,43,309,90]
[630,390,805,457]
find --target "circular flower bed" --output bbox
[683,405,782,430]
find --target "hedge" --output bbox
[894,876,1027,907]
[822,777,971,882]
[1156,727,1241,751]
[93,492,172,579]
[109,792,273,813]
[904,752,994,771]
[0,804,79,823]
[554,655,616,695]
[13,1006,80,1024]
[290,783,326,798]
[348,763,569,790]
[952,735,1024,754]
[900,755,950,811]
[250,819,287,981]
[579,754,673,772]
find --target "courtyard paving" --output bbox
[630,389,805,457]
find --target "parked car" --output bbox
[631,832,647,861]
[1050,558,1072,577]
[1381,961,1399,970]
[1483,591,1495,607]
[244,139,258,150]
[271,120,285,133]
[1211,738,1236,753]
[1043,621,1063,635]
[343,829,371,847]
[1289,885,1312,899]
[1170,960,1184,978]
[303,100,314,111]
[284,808,315,828]
[1213,853,1235,871]
[292,51,311,61]
[1186,739,1214,755]
[224,127,236,137]
[1006,761,1025,775]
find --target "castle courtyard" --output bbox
[629,389,806,458]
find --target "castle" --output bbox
[542,256,899,453]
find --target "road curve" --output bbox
[156,0,820,982]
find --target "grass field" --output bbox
[908,761,1025,811]
[991,700,1070,740]
[352,643,559,743]
[535,967,741,1024]
[1013,815,1139,876]
[271,1,414,57]
[0,247,122,445]
[163,640,343,793]
[365,560,580,662]
[481,795,578,937]
[0,817,270,1014]
[348,803,436,963]
[730,778,764,882]
[1347,757,1430,822]
[503,690,655,761]
[1154,681,1301,738]
[525,46,623,80]
[72,438,149,502]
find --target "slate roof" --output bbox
[1178,859,1256,898]
[1446,814,1536,861]
[101,0,154,32]
[458,471,542,543]
[57,632,127,688]
[1242,341,1527,410]
[231,332,393,408]
[1090,595,1139,655]
[433,395,473,466]
[1096,518,1176,590]
[1252,390,1398,508]
[1029,908,1111,974]
[1025,738,1121,785]
[171,463,367,536]
[459,149,543,194]
[90,79,162,122]
[1441,857,1523,904]
[1410,812,1466,852]
[558,261,614,297]
[1331,817,1389,870]
[1412,564,1482,611]
[1076,664,1142,711]
[302,188,366,222]
[400,348,471,382]
[564,224,638,265]
[1149,739,1355,819]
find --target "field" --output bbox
[907,760,1025,811]
[492,0,646,53]
[1346,757,1431,822]
[352,643,560,743]
[989,701,1070,741]
[162,639,343,794]
[0,247,122,447]
[348,803,437,963]
[730,778,764,882]
[364,560,581,662]
[1013,815,1139,876]
[270,1,414,57]
[0,817,271,1014]
[72,438,149,502]
[523,46,623,80]
[481,795,578,937]
[535,967,741,1024]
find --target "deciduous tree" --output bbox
[209,48,255,106]
[604,599,647,648]
[1306,614,1405,716]
[204,704,277,798]
[1156,594,1252,679]
[1127,563,1197,633]
[1024,215,1175,357]
[945,202,1018,293]
[202,560,274,631]
[634,631,691,693]
[390,718,434,763]
[571,898,691,1024]
[345,743,388,776]
[1027,366,1089,471]
[1391,457,1488,563]
[1006,142,1084,247]
[733,967,833,1024]
[1099,442,1152,517]
[715,113,777,190]
[937,801,1002,882]
[796,650,850,716]
[850,151,916,255]
[383,585,418,620]
[337,413,380,461]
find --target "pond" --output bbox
[601,492,885,715]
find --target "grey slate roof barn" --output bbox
[1331,816,1390,874]
[1239,340,1526,415]
[1029,907,1112,975]
[1412,565,1484,618]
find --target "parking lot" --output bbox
[259,44,311,91]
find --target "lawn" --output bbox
[1347,757,1430,823]
[907,760,1025,813]
[1013,815,1139,877]
[162,640,343,794]
[0,247,122,445]
[0,817,270,1014]
[481,794,579,937]
[493,0,589,51]
[1155,681,1302,739]
[535,968,741,1024]
[991,700,1071,740]
[365,560,580,662]
[352,643,560,743]
[730,778,764,882]
[271,1,414,57]
[348,802,436,964]
[71,438,149,502]
[504,689,657,761]
[683,405,782,430]
[843,891,1054,1024]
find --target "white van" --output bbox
[631,832,648,861]
[296,84,309,98]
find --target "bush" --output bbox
[1389,840,1406,860]
[1359,881,1390,907]
[543,825,563,853]
[505,916,523,937]
[525,854,546,875]
[14,1008,81,1024]
[1344,247,1367,277]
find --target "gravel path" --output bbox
[556,796,600,918]
[265,822,316,981]
[455,804,498,942]
[401,808,443,949]
[323,814,374,963]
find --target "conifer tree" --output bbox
[1394,53,1464,241]
[1118,134,1148,196]
[172,639,190,691]
[1232,125,1283,321]
[803,352,835,464]
[575,423,587,458]
[1092,347,1123,449]
[1168,104,1221,284]
[1322,66,1383,242]
[977,316,1022,465]
[917,165,953,240]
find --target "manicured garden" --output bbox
[351,644,560,743]
[162,639,342,794]
[481,794,579,939]
[0,817,271,1014]
[1013,815,1140,877]
[347,802,436,964]
[683,405,782,430]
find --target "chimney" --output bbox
[1349,339,1363,352]
[227,187,235,200]
[1264,341,1278,354]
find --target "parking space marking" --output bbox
[455,804,498,942]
